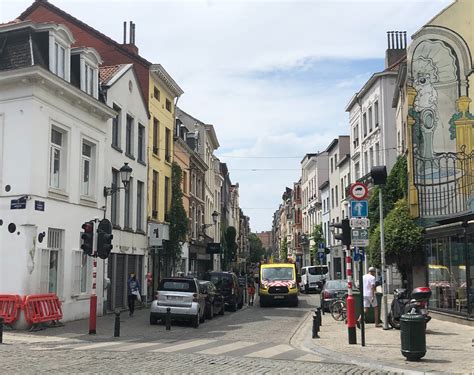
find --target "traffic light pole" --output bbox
[379,188,389,330]
[89,219,98,335]
[345,245,357,345]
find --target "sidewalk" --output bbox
[292,310,473,374]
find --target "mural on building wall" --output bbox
[408,28,474,221]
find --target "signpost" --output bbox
[351,229,369,247]
[349,182,369,201]
[350,218,370,228]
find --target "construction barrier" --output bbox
[0,295,22,325]
[23,294,63,326]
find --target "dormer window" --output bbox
[47,24,74,81]
[71,47,102,99]
[54,42,66,79]
[84,64,94,95]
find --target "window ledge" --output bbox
[111,144,123,153]
[123,226,134,233]
[48,187,68,199]
[112,224,121,230]
[138,160,147,167]
[136,229,146,235]
[125,153,135,161]
[80,195,97,205]
[152,153,161,161]
[71,294,90,301]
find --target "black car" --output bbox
[203,272,243,311]
[320,280,349,311]
[199,280,225,319]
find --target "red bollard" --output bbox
[89,294,97,334]
[346,247,357,344]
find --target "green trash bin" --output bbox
[352,292,382,323]
[400,312,426,361]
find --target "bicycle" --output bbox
[330,297,347,321]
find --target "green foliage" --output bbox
[310,224,324,262]
[280,237,288,261]
[249,233,265,263]
[168,163,189,265]
[224,226,238,264]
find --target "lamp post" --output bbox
[104,162,133,197]
[370,165,389,330]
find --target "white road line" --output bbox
[73,341,131,350]
[295,353,322,362]
[151,339,216,353]
[245,344,293,358]
[197,341,254,355]
[113,342,160,351]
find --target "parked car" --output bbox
[320,280,349,311]
[203,272,243,311]
[199,280,225,319]
[300,265,329,294]
[150,277,206,328]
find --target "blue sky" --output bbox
[1,0,453,231]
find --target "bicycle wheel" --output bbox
[331,301,345,321]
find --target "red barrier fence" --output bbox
[23,294,63,326]
[0,295,22,324]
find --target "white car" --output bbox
[150,277,206,328]
[300,265,329,294]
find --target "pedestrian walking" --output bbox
[247,279,255,306]
[127,272,141,317]
[357,266,381,328]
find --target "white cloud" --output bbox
[0,0,453,230]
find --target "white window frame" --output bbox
[79,55,99,98]
[81,139,96,198]
[39,228,64,298]
[49,125,68,192]
[72,250,91,296]
[49,33,70,81]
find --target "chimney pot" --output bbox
[123,21,127,44]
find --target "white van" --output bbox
[300,265,329,293]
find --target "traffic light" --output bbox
[331,218,351,247]
[81,221,94,256]
[97,218,113,259]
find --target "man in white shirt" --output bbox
[357,267,381,328]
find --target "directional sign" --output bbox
[351,229,369,247]
[350,218,370,228]
[349,182,368,200]
[354,247,365,262]
[350,200,368,218]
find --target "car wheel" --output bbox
[230,297,237,312]
[150,314,158,325]
[193,313,200,328]
[200,308,206,323]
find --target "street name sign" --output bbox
[351,228,369,247]
[350,200,368,218]
[350,217,370,228]
[349,182,368,200]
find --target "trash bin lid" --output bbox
[400,312,425,322]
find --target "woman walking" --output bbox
[127,272,141,317]
[248,279,255,306]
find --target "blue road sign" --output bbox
[318,252,325,261]
[354,247,365,262]
[351,200,368,218]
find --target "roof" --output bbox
[319,180,330,190]
[99,65,122,84]
[150,64,184,97]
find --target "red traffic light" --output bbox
[82,222,93,233]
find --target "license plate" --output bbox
[167,296,181,300]
[273,296,284,299]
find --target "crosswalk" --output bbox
[32,338,322,362]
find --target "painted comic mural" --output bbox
[408,26,474,222]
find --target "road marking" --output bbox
[113,342,160,351]
[245,344,293,358]
[295,353,322,362]
[151,339,216,353]
[197,341,254,355]
[73,341,130,350]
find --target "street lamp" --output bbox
[212,210,219,225]
[371,165,389,330]
[104,163,133,196]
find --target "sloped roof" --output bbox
[99,65,123,84]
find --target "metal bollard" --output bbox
[114,309,120,337]
[312,310,320,338]
[316,307,322,327]
[166,307,171,331]
[0,317,3,344]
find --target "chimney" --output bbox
[385,31,407,69]
[122,21,139,55]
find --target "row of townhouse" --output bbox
[0,0,250,322]
[273,0,474,321]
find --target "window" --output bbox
[53,42,66,79]
[370,147,374,169]
[152,170,158,218]
[375,143,380,165]
[126,115,134,156]
[330,158,333,173]
[165,128,171,162]
[355,162,360,180]
[112,104,121,149]
[124,177,132,228]
[111,169,119,226]
[368,106,373,132]
[138,124,145,163]
[84,64,94,95]
[40,228,63,296]
[137,180,144,231]
[335,185,338,206]
[164,176,170,215]
[153,118,159,155]
[331,188,334,209]
[341,178,344,199]
[72,250,90,295]
[165,99,172,112]
[81,141,95,197]
[364,151,368,175]
[363,113,367,137]
[49,127,67,190]
[183,171,188,194]
[153,86,160,101]
[353,125,359,148]
[374,101,379,127]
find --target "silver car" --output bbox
[150,277,206,328]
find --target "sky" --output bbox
[0,0,452,232]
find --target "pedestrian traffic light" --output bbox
[331,219,351,247]
[81,221,94,256]
[97,218,113,259]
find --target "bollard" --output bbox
[316,307,322,327]
[166,308,171,331]
[114,309,120,337]
[312,310,320,338]
[0,317,3,344]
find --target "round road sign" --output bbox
[349,182,368,200]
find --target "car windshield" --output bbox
[307,266,328,275]
[325,280,347,290]
[159,279,196,292]
[205,274,232,288]
[262,267,293,281]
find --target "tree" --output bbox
[224,226,238,266]
[280,237,288,261]
[248,233,265,263]
[167,163,189,271]
[310,224,325,264]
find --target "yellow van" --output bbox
[258,263,299,307]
